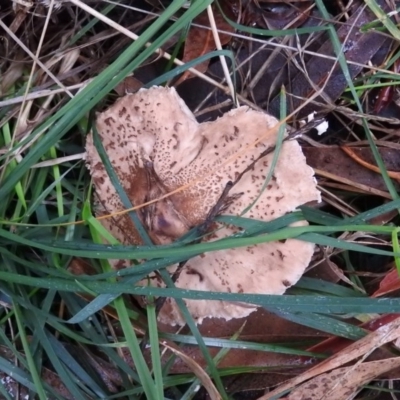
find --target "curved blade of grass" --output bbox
[88,204,156,398]
[4,273,400,314]
[161,333,325,358]
[0,357,37,395]
[146,297,164,400]
[303,197,400,226]
[269,310,366,340]
[299,206,342,225]
[216,1,330,37]
[217,211,304,231]
[241,86,286,215]
[67,254,188,324]
[364,0,400,40]
[294,277,365,297]
[298,232,394,257]
[2,223,396,259]
[157,269,228,399]
[13,303,47,400]
[115,295,157,398]
[147,49,235,86]
[24,163,78,220]
[59,292,141,383]
[92,123,151,245]
[46,332,107,398]
[24,312,88,400]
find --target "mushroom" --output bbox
[86,86,320,325]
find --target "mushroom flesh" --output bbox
[86,86,320,325]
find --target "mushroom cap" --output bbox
[86,86,320,325]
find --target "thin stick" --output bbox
[207,5,238,106]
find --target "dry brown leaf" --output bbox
[258,316,400,399]
[161,341,221,400]
[305,314,400,359]
[113,76,144,96]
[176,7,234,85]
[288,357,400,400]
[161,309,327,374]
[372,268,400,298]
[303,146,400,197]
[267,0,393,118]
[322,251,365,294]
[0,54,25,95]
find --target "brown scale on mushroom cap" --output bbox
[86,86,320,325]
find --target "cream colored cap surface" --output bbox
[86,86,320,325]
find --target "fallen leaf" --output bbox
[176,6,234,85]
[161,341,221,400]
[223,370,304,395]
[66,265,327,374]
[258,316,400,399]
[287,357,400,400]
[341,145,400,181]
[316,246,366,293]
[113,75,143,96]
[267,0,394,118]
[304,313,400,358]
[372,268,400,297]
[373,59,400,114]
[160,309,327,374]
[67,257,97,275]
[303,146,400,196]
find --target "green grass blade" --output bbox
[3,223,397,260]
[270,310,366,340]
[13,303,47,400]
[4,273,400,314]
[146,297,164,399]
